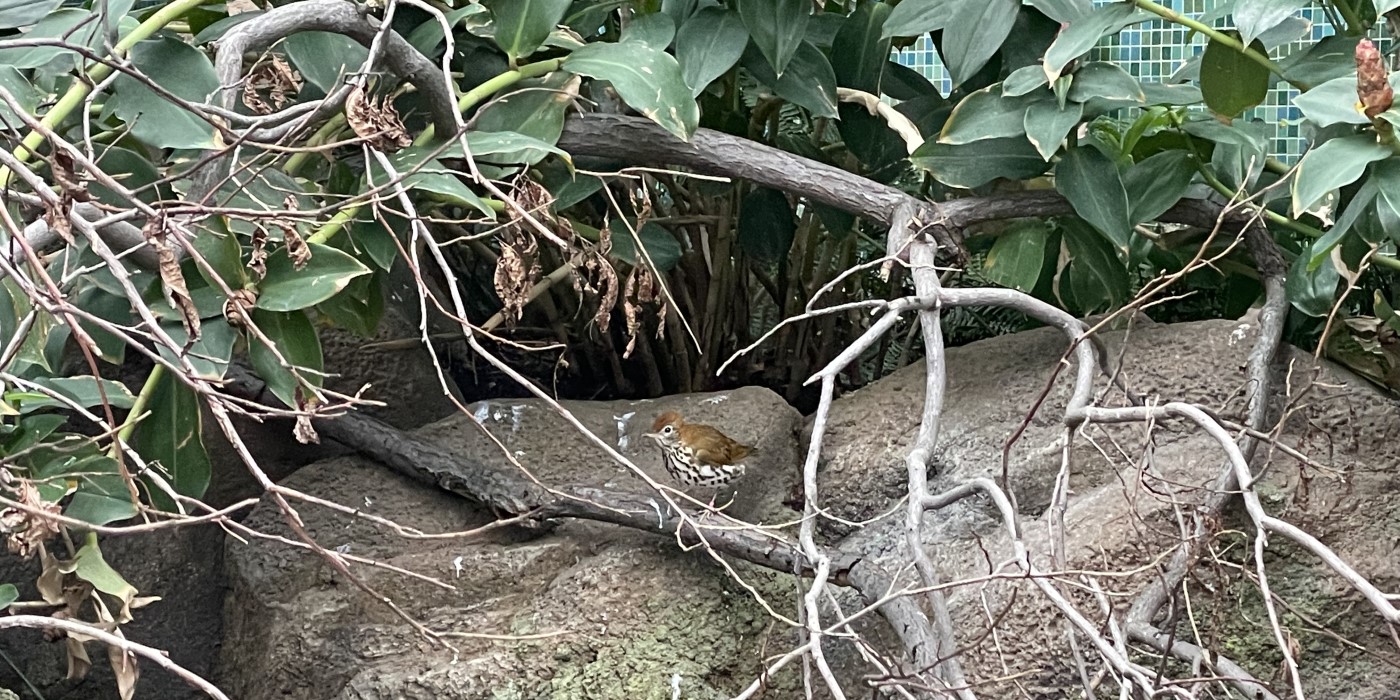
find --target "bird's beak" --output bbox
[642,432,660,441]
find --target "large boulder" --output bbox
[217,387,806,699]
[816,313,1400,697]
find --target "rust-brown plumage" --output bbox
[643,411,754,488]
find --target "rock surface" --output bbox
[816,313,1400,698]
[217,387,806,699]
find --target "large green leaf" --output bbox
[317,271,384,338]
[64,470,138,527]
[191,216,248,291]
[1025,0,1092,23]
[832,1,891,94]
[1281,36,1361,86]
[1066,62,1144,103]
[1290,136,1392,218]
[1234,0,1308,46]
[283,31,368,93]
[1124,150,1195,224]
[89,144,166,206]
[108,36,220,150]
[132,371,210,509]
[1294,75,1374,127]
[735,0,809,77]
[470,72,577,160]
[483,0,571,62]
[0,66,40,133]
[910,137,1050,189]
[1287,240,1340,317]
[256,243,372,312]
[565,41,699,141]
[1056,147,1132,255]
[70,540,137,603]
[1200,33,1270,117]
[1056,218,1129,314]
[0,9,107,70]
[1378,0,1400,13]
[1043,3,1147,81]
[621,12,676,48]
[0,0,62,29]
[742,42,839,119]
[737,188,796,262]
[159,318,236,381]
[248,308,323,408]
[675,7,749,97]
[881,0,950,38]
[18,377,135,414]
[983,220,1050,292]
[0,584,16,610]
[941,0,1019,87]
[940,87,1040,145]
[606,220,684,271]
[1024,100,1083,161]
[884,61,941,100]
[1003,65,1049,97]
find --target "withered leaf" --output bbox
[143,215,200,348]
[249,226,268,279]
[293,387,320,445]
[109,644,139,700]
[279,195,310,270]
[493,225,540,329]
[52,150,90,203]
[346,84,412,152]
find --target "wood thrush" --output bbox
[642,411,754,490]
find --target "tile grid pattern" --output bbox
[893,1,1394,162]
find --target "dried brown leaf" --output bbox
[52,150,90,203]
[0,480,61,558]
[279,195,310,270]
[346,84,412,152]
[492,225,540,329]
[223,288,257,329]
[143,215,200,348]
[243,55,301,115]
[293,388,320,445]
[249,226,268,279]
[109,644,139,700]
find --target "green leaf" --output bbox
[1294,75,1373,127]
[676,7,749,97]
[0,584,16,610]
[1066,62,1144,103]
[283,31,368,93]
[941,0,1019,87]
[216,167,317,239]
[1056,218,1129,314]
[89,145,166,206]
[565,41,700,141]
[832,1,891,94]
[621,12,675,48]
[1200,33,1271,117]
[1003,65,1048,97]
[317,271,384,338]
[0,9,104,70]
[1056,147,1132,255]
[983,220,1050,292]
[736,0,809,77]
[191,216,248,291]
[1290,136,1392,219]
[1043,3,1147,81]
[406,6,483,55]
[910,137,1050,189]
[1234,0,1308,46]
[132,371,210,509]
[0,66,40,133]
[71,285,132,364]
[248,308,323,408]
[1024,100,1083,161]
[0,0,62,29]
[737,188,796,262]
[467,72,578,161]
[159,318,236,381]
[1281,36,1361,86]
[1025,0,1092,23]
[108,36,220,150]
[1287,241,1340,317]
[1124,150,1195,224]
[607,220,683,271]
[884,62,941,100]
[939,87,1038,145]
[484,0,571,62]
[881,0,949,38]
[17,377,135,413]
[64,471,138,527]
[1378,0,1400,13]
[256,243,372,312]
[71,540,137,601]
[742,42,839,118]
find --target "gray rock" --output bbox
[217,387,806,699]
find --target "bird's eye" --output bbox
[662,426,674,435]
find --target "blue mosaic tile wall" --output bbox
[894,1,1393,162]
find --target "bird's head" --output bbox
[643,411,684,447]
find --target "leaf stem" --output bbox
[1331,0,1366,36]
[110,364,165,456]
[1130,0,1306,90]
[0,0,209,187]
